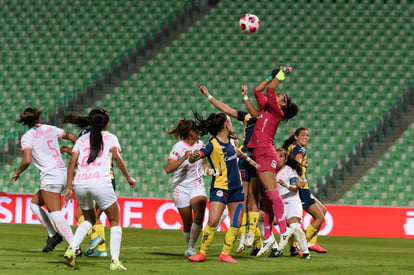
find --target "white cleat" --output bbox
[278,228,293,251]
[256,234,275,257]
[244,232,255,248]
[236,235,246,253]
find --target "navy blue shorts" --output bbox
[111,179,116,191]
[299,188,316,210]
[210,186,244,204]
[238,158,257,182]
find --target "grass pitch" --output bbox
[0,223,413,274]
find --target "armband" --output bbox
[207,94,213,101]
[243,95,249,101]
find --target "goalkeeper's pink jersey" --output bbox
[247,87,284,148]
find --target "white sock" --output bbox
[258,221,265,238]
[290,223,309,254]
[49,211,74,244]
[183,231,190,246]
[71,220,92,249]
[110,226,122,262]
[30,203,56,237]
[188,223,202,249]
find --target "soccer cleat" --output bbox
[249,246,260,256]
[308,243,327,253]
[218,253,238,263]
[244,232,255,248]
[301,253,311,260]
[278,228,293,251]
[75,246,83,257]
[256,234,275,257]
[184,248,196,257]
[236,235,246,253]
[188,253,206,262]
[268,248,284,258]
[42,233,63,253]
[89,250,108,257]
[63,247,76,267]
[84,235,104,256]
[109,260,127,271]
[290,246,299,257]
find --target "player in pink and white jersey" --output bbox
[63,108,136,271]
[274,148,310,259]
[246,66,299,256]
[10,107,77,253]
[165,118,208,257]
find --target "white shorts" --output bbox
[74,184,117,211]
[172,183,207,208]
[283,197,303,221]
[39,168,67,193]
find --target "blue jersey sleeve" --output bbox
[200,141,213,157]
[237,111,247,122]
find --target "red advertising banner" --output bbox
[1,193,413,238]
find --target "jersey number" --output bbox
[46,139,59,157]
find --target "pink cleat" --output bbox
[218,253,238,263]
[308,243,327,253]
[188,253,206,262]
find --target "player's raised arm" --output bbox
[241,84,259,118]
[199,85,238,119]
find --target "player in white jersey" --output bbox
[10,107,77,252]
[63,108,136,271]
[272,148,310,259]
[165,118,208,257]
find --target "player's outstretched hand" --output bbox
[199,85,210,98]
[241,85,248,97]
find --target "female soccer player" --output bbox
[272,148,310,259]
[165,118,208,257]
[10,107,77,252]
[63,108,136,270]
[187,112,259,263]
[246,66,299,256]
[283,128,327,253]
[61,112,115,257]
[198,85,261,253]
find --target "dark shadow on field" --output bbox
[149,251,186,258]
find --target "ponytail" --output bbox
[87,108,110,164]
[193,111,227,137]
[17,107,42,128]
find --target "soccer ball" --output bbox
[239,14,260,34]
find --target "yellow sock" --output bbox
[88,226,98,241]
[254,227,262,249]
[309,227,319,245]
[239,213,247,235]
[222,226,239,255]
[77,215,85,225]
[200,225,216,255]
[94,224,106,252]
[247,212,259,234]
[305,224,318,244]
